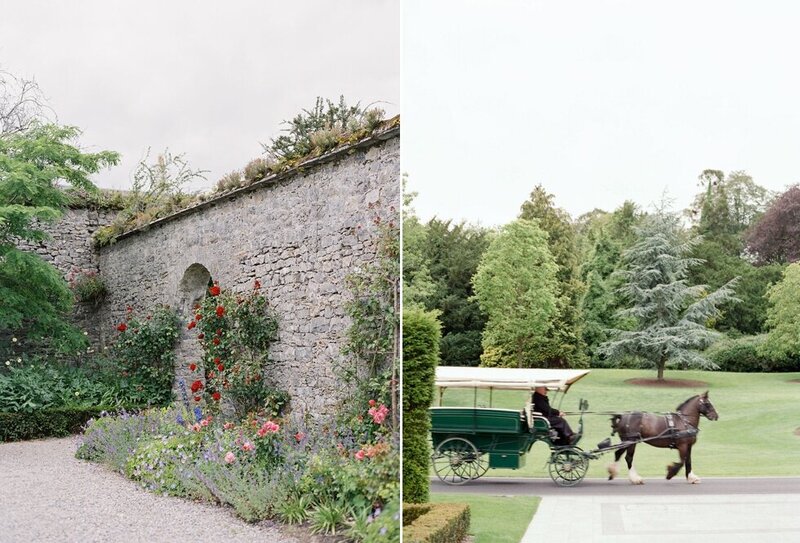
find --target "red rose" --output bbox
[117,323,127,332]
[254,279,261,290]
[190,380,203,393]
[126,306,133,312]
[193,303,201,310]
[214,357,221,364]
[212,337,220,346]
[189,363,197,371]
[216,306,225,317]
[195,313,202,321]
[212,392,221,401]
[197,333,205,340]
[368,399,376,407]
[194,396,201,402]
[216,329,222,336]
[217,364,224,371]
[187,321,196,330]
[209,285,221,296]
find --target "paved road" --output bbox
[433,476,800,542]
[0,437,299,543]
[431,475,800,496]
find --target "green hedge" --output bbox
[708,335,800,372]
[0,405,133,442]
[402,308,441,504]
[403,502,470,543]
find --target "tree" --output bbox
[401,180,436,309]
[0,123,118,352]
[423,218,490,367]
[519,185,586,366]
[746,185,800,264]
[0,71,52,135]
[689,170,773,234]
[600,207,738,380]
[761,263,800,364]
[473,219,558,368]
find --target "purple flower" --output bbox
[193,407,203,422]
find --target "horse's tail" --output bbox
[610,414,622,437]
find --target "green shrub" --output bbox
[67,269,107,307]
[402,308,440,503]
[403,503,470,543]
[112,306,179,405]
[0,363,118,412]
[125,431,201,496]
[0,405,123,442]
[708,335,799,372]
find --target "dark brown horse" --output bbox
[607,391,718,484]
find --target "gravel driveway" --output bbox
[0,437,300,543]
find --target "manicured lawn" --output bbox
[434,369,800,480]
[429,493,540,543]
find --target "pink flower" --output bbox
[242,442,255,452]
[368,399,376,407]
[368,404,389,425]
[355,449,366,461]
[294,432,305,442]
[200,419,209,427]
[257,420,280,437]
[224,451,236,464]
[223,422,235,430]
[191,423,201,432]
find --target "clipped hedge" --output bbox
[402,308,441,504]
[403,502,470,543]
[708,335,800,372]
[0,405,131,442]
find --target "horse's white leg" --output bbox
[628,465,644,485]
[687,471,701,484]
[607,462,619,480]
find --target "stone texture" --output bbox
[95,135,400,417]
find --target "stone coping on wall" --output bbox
[103,119,400,246]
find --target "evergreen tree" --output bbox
[473,219,558,368]
[600,207,738,379]
[519,185,586,367]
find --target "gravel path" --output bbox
[0,437,300,543]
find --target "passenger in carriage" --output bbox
[532,386,577,446]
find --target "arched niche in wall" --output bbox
[176,263,212,317]
[173,263,212,393]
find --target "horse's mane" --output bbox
[676,395,699,413]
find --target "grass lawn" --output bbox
[434,368,800,480]
[429,493,540,543]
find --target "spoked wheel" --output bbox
[432,437,484,485]
[548,447,589,487]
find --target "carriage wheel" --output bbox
[432,437,482,485]
[548,448,589,487]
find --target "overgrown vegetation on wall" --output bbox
[93,97,395,248]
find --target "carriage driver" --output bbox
[532,386,577,446]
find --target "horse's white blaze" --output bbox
[687,471,700,484]
[628,466,644,485]
[607,462,619,479]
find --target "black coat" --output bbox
[532,391,559,417]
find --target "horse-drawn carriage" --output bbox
[430,366,718,486]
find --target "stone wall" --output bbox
[16,207,118,341]
[94,131,399,416]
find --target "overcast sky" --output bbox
[404,0,800,226]
[0,0,399,192]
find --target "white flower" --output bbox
[16,358,21,363]
[83,331,89,336]
[4,361,9,366]
[11,337,17,343]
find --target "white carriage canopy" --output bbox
[435,366,591,393]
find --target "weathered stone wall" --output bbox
[16,207,118,340]
[95,132,399,416]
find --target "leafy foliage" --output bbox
[746,185,800,264]
[0,122,118,351]
[600,207,738,379]
[473,219,558,368]
[706,335,796,372]
[519,185,587,367]
[761,263,800,365]
[111,306,180,406]
[402,308,441,504]
[263,96,385,165]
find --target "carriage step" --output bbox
[597,438,612,450]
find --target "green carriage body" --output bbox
[430,407,550,469]
[430,366,593,486]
